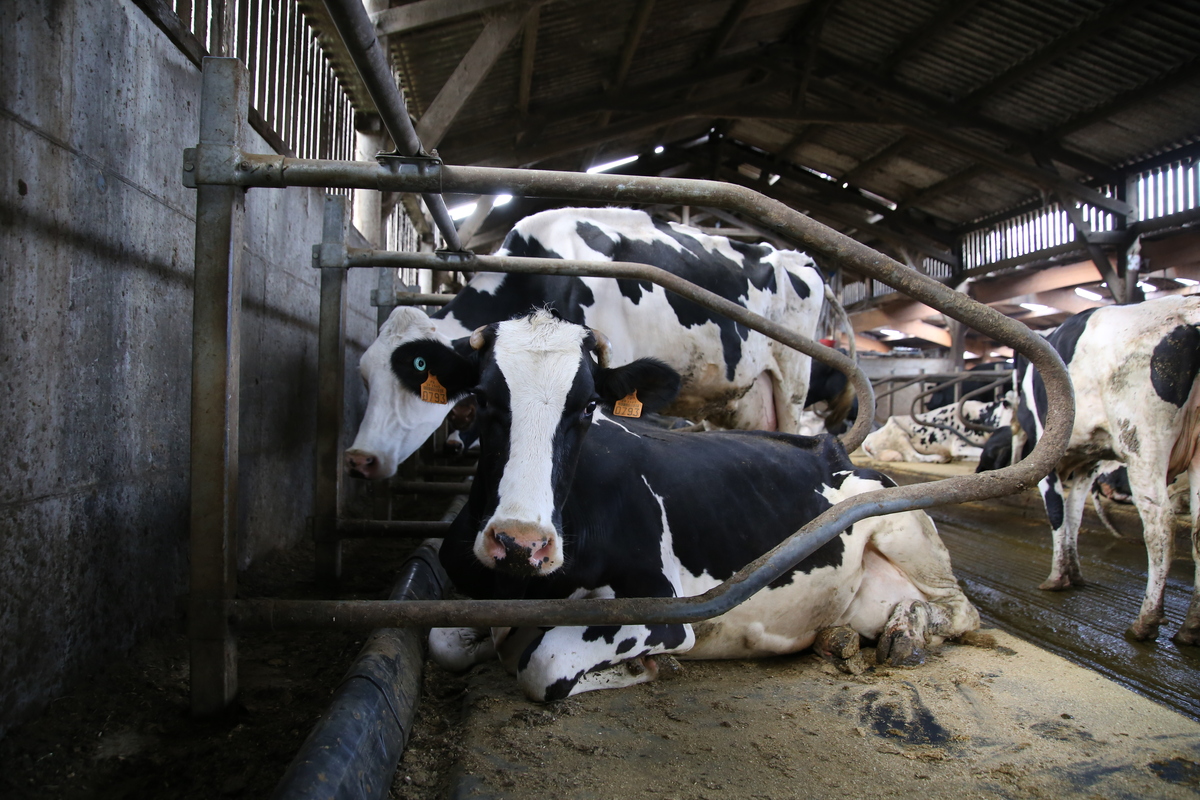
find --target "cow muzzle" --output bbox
[476,518,562,575]
[345,449,384,480]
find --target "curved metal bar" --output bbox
[904,372,1012,443]
[342,248,875,451]
[194,153,1075,634]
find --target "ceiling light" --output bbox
[449,202,477,221]
[768,173,781,185]
[1020,302,1059,315]
[1074,287,1103,301]
[1175,277,1199,286]
[879,328,905,339]
[494,194,512,206]
[963,351,978,359]
[587,154,639,173]
[654,145,665,154]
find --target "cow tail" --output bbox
[822,285,857,360]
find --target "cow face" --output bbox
[430,310,680,576]
[345,307,467,479]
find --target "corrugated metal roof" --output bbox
[322,0,1200,264]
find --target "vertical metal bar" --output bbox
[315,196,349,584]
[189,57,248,716]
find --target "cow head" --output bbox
[426,310,680,576]
[345,307,470,479]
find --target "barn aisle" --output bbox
[862,458,1200,722]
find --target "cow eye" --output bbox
[583,400,598,417]
[413,357,427,371]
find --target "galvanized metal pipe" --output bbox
[321,0,462,250]
[335,248,876,451]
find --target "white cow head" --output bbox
[345,306,464,479]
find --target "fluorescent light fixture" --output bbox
[768,173,781,185]
[879,328,905,339]
[587,154,638,173]
[1020,302,1059,315]
[1138,281,1156,293]
[494,194,512,206]
[989,351,1005,358]
[1176,277,1199,286]
[963,351,979,359]
[1074,287,1103,301]
[449,202,477,221]
[654,145,665,154]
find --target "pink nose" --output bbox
[345,450,379,479]
[482,519,558,574]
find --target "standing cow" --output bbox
[345,207,830,479]
[861,395,1014,463]
[1014,296,1200,644]
[419,311,979,701]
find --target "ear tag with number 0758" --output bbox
[420,374,448,405]
[612,390,643,418]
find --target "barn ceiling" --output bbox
[312,0,1200,351]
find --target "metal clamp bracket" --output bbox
[312,242,349,269]
[376,152,443,189]
[434,249,477,267]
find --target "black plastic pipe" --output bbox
[271,540,448,800]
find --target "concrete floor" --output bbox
[441,459,1200,799]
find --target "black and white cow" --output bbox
[860,395,1014,463]
[415,310,978,701]
[345,207,828,479]
[1015,295,1200,644]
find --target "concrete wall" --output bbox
[0,1,377,735]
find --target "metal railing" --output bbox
[184,56,1075,716]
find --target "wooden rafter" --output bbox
[415,3,537,149]
[958,0,1143,110]
[596,0,656,128]
[517,6,540,118]
[374,0,522,37]
[876,0,982,74]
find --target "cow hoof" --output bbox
[1038,576,1073,591]
[1172,627,1200,647]
[814,626,860,660]
[1125,621,1160,642]
[877,631,926,668]
[652,655,684,680]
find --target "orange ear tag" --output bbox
[612,390,643,418]
[420,374,448,405]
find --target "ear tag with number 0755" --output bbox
[612,390,643,418]
[420,374,448,404]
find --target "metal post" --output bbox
[189,57,248,716]
[314,196,350,584]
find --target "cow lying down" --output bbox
[418,311,978,701]
[861,395,1014,463]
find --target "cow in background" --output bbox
[420,311,979,700]
[861,395,1014,463]
[1015,296,1200,644]
[345,207,831,479]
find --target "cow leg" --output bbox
[497,623,696,702]
[1038,470,1090,590]
[852,505,980,666]
[1125,458,1176,641]
[428,627,496,672]
[1175,456,1200,647]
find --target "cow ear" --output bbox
[595,358,681,414]
[390,338,479,400]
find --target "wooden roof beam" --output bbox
[517,6,540,118]
[959,0,1143,110]
[876,0,982,74]
[415,3,538,149]
[374,0,533,36]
